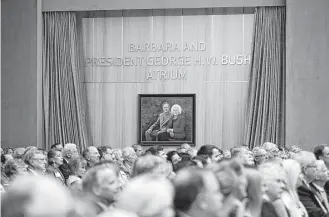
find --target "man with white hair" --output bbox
[310,160,329,212]
[293,151,329,217]
[23,149,46,175]
[1,174,74,217]
[83,146,100,170]
[59,143,79,181]
[82,164,122,215]
[121,147,137,178]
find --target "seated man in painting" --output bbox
[145,102,173,141]
[166,104,186,141]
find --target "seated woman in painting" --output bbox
[166,104,186,140]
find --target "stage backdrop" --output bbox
[80,8,254,150]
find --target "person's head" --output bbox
[187,148,197,158]
[179,153,192,161]
[171,104,182,117]
[192,155,210,168]
[314,144,329,168]
[167,151,182,165]
[254,148,268,165]
[282,159,303,190]
[173,167,223,217]
[261,142,279,160]
[258,162,286,202]
[4,159,28,180]
[23,149,46,172]
[62,143,79,160]
[198,145,223,163]
[162,102,170,113]
[112,149,124,166]
[289,145,302,154]
[292,151,317,183]
[145,147,157,156]
[131,144,143,157]
[5,147,14,155]
[131,155,167,178]
[98,146,113,161]
[47,150,63,167]
[180,143,191,153]
[314,160,329,184]
[156,146,167,159]
[223,150,231,159]
[173,160,198,173]
[51,143,64,152]
[116,174,175,217]
[69,156,87,178]
[13,148,26,159]
[231,147,254,166]
[82,164,121,203]
[211,159,248,200]
[122,147,137,164]
[1,175,74,217]
[83,146,100,164]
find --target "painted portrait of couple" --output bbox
[139,94,195,145]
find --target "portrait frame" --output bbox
[138,94,196,146]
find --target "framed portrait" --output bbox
[138,94,196,145]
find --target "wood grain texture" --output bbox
[81,9,254,149]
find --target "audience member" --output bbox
[131,144,143,157]
[83,146,100,170]
[197,144,223,163]
[173,167,223,217]
[23,149,46,175]
[60,143,79,181]
[67,156,87,190]
[51,143,64,152]
[46,150,65,185]
[115,174,175,217]
[82,164,121,215]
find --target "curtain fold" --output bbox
[244,7,286,149]
[43,12,88,151]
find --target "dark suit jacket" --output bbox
[59,158,71,182]
[298,182,329,217]
[324,181,329,201]
[261,201,279,217]
[169,115,186,139]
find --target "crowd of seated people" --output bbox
[1,142,329,217]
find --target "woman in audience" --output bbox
[67,156,87,190]
[46,150,65,185]
[131,154,168,178]
[3,159,28,187]
[281,159,308,217]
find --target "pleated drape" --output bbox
[43,12,88,151]
[244,7,286,149]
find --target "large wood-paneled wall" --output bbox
[80,8,254,150]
